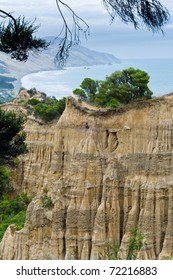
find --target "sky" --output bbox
[1,0,173,59]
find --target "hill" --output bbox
[0,38,120,99]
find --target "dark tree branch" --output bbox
[102,0,169,32]
[0,10,49,61]
[54,0,169,66]
[55,0,89,67]
[0,9,16,21]
[0,1,170,65]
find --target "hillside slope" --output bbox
[0,40,120,92]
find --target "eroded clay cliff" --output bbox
[1,95,173,260]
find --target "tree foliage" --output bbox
[26,95,66,123]
[0,109,27,161]
[74,78,99,103]
[0,13,49,61]
[0,165,11,196]
[73,68,153,108]
[100,227,146,260]
[0,108,30,240]
[103,0,169,31]
[0,192,31,240]
[55,0,169,65]
[0,1,170,64]
[127,227,145,260]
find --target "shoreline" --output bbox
[17,63,119,95]
[1,62,120,101]
[20,63,120,98]
[2,58,173,100]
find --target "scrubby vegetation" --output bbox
[24,90,66,123]
[0,161,30,242]
[0,109,27,162]
[0,160,30,241]
[0,107,29,241]
[41,188,53,209]
[33,97,66,122]
[0,165,11,196]
[0,192,31,240]
[0,89,66,240]
[101,227,146,260]
[73,67,153,108]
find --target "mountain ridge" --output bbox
[0,39,120,94]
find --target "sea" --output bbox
[6,58,173,100]
[20,58,173,99]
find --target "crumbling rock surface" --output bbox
[1,96,173,259]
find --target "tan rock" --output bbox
[1,96,173,259]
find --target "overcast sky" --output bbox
[1,0,173,59]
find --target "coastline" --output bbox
[2,58,173,100]
[20,58,173,98]
[20,63,121,98]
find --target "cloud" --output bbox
[0,0,173,58]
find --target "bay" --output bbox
[21,58,173,99]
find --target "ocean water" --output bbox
[21,58,173,99]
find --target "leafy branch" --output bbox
[0,10,49,61]
[102,0,169,32]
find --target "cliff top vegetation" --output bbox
[17,88,66,123]
[73,67,153,109]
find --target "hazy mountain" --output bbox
[0,38,120,96]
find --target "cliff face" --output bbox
[1,96,173,260]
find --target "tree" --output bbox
[0,109,27,162]
[0,1,170,65]
[73,68,153,107]
[55,0,169,65]
[0,11,49,61]
[102,0,169,31]
[122,68,153,100]
[0,165,11,196]
[73,78,99,102]
[100,227,146,260]
[0,109,27,197]
[104,68,153,104]
[80,78,99,102]
[73,88,87,101]
[32,96,66,123]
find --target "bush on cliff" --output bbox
[73,68,153,108]
[0,109,27,162]
[26,95,66,123]
[0,193,31,240]
[101,227,146,260]
[0,165,11,196]
[0,107,29,240]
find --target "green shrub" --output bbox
[41,188,53,208]
[100,242,120,260]
[0,192,31,240]
[127,227,146,260]
[0,165,11,195]
[100,227,146,260]
[0,108,27,160]
[73,68,153,108]
[25,94,66,123]
[34,104,58,122]
[27,98,40,106]
[27,88,37,97]
[0,210,26,240]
